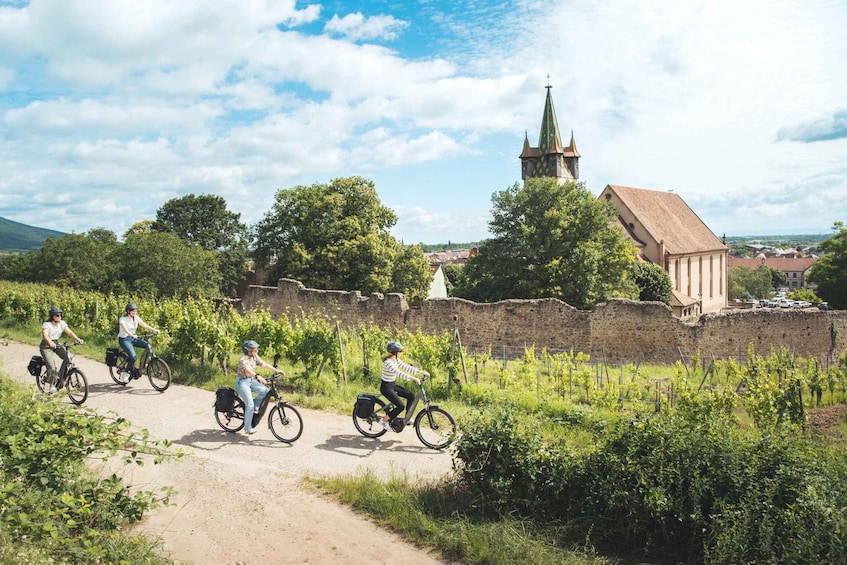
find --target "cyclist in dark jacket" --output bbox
[380,341,428,430]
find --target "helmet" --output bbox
[125,303,138,313]
[242,340,260,353]
[48,306,63,317]
[386,341,404,354]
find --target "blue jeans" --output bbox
[235,376,269,432]
[119,336,149,371]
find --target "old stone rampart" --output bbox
[242,279,847,364]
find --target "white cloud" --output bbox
[324,12,408,41]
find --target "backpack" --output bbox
[27,355,44,376]
[354,393,378,419]
[215,387,237,412]
[105,348,121,367]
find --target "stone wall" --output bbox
[242,279,847,364]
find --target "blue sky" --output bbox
[1,0,846,244]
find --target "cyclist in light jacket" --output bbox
[117,303,159,383]
[236,340,275,435]
[40,306,84,392]
[380,341,429,431]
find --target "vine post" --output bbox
[335,321,346,385]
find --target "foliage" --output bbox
[441,263,463,295]
[728,264,772,299]
[453,178,638,308]
[453,397,847,564]
[253,176,431,297]
[788,287,821,303]
[626,260,672,305]
[119,227,221,298]
[154,194,250,296]
[807,221,847,308]
[2,229,121,292]
[0,377,176,564]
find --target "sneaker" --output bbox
[245,429,257,435]
[120,373,130,384]
[48,385,57,394]
[381,421,392,431]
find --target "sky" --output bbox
[1,0,845,245]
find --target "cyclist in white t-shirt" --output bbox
[117,302,159,384]
[40,306,84,392]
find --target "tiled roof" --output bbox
[604,185,726,255]
[727,256,817,272]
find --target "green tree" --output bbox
[4,229,121,291]
[391,243,433,300]
[253,176,431,296]
[627,261,672,305]
[768,265,788,289]
[154,194,249,296]
[808,222,847,308]
[120,226,220,297]
[728,264,772,299]
[442,263,463,295]
[453,178,637,308]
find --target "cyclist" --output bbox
[40,306,84,393]
[380,341,429,431]
[117,303,160,384]
[236,340,276,435]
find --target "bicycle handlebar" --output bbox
[136,332,163,339]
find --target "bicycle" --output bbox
[214,373,303,443]
[352,376,456,449]
[29,341,89,405]
[105,333,172,391]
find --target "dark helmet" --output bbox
[242,340,260,353]
[48,306,63,317]
[125,303,138,313]
[386,341,404,354]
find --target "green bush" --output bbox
[0,376,177,563]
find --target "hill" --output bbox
[0,216,65,253]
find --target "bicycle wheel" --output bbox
[215,396,245,432]
[109,354,129,385]
[414,406,456,449]
[147,357,172,391]
[268,403,303,443]
[34,365,51,393]
[352,398,388,438]
[65,368,89,406]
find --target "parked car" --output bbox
[818,302,830,311]
[779,299,794,308]
[767,298,781,307]
[795,300,812,308]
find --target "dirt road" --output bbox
[0,341,455,564]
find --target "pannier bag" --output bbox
[105,348,121,367]
[27,355,44,376]
[355,393,378,418]
[215,387,237,413]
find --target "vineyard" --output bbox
[2,280,847,426]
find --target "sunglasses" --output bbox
[53,313,62,317]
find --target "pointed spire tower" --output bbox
[520,83,579,184]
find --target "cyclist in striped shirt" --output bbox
[380,341,429,431]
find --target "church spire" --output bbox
[519,81,580,184]
[538,85,563,156]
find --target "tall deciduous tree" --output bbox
[253,176,431,297]
[728,265,772,299]
[454,178,637,308]
[808,222,847,309]
[154,194,249,296]
[120,223,220,298]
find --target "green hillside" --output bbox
[0,216,65,253]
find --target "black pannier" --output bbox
[105,347,121,367]
[215,387,237,413]
[355,393,377,418]
[27,355,44,376]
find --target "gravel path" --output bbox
[0,340,455,564]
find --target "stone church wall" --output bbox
[242,279,847,364]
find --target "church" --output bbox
[520,86,728,317]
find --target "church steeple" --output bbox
[519,82,579,184]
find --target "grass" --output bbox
[309,470,615,565]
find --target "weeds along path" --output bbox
[0,341,454,565]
